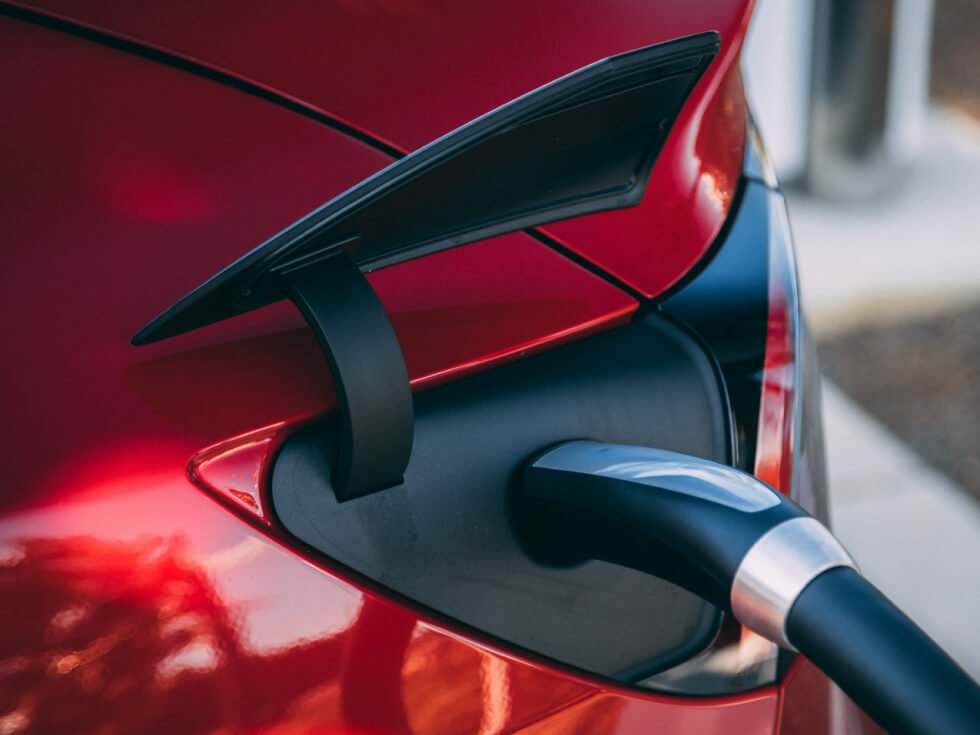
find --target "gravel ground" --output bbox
[818,305,980,500]
[932,0,980,117]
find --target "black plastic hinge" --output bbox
[284,255,413,502]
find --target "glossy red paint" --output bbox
[0,13,782,734]
[0,6,851,734]
[0,14,637,512]
[0,474,782,733]
[755,196,798,495]
[778,660,885,735]
[546,61,747,297]
[189,424,285,526]
[12,0,749,298]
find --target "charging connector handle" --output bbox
[520,441,980,735]
[732,516,854,648]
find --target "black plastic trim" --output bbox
[285,255,413,501]
[270,314,729,680]
[659,181,772,472]
[132,32,719,345]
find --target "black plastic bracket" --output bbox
[285,255,413,502]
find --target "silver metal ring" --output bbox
[731,517,858,649]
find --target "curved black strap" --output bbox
[286,255,413,501]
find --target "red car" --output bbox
[2,2,976,734]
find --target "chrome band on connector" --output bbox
[731,517,858,649]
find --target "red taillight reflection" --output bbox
[754,197,800,496]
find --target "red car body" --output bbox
[1,2,880,732]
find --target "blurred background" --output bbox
[743,0,979,678]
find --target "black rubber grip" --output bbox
[286,255,413,501]
[786,567,980,735]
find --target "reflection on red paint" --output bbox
[104,152,218,223]
[754,200,799,496]
[189,424,286,525]
[545,59,747,298]
[0,9,847,733]
[0,534,252,733]
[0,506,581,734]
[0,476,787,734]
[25,0,750,299]
[754,292,793,493]
[778,659,885,735]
